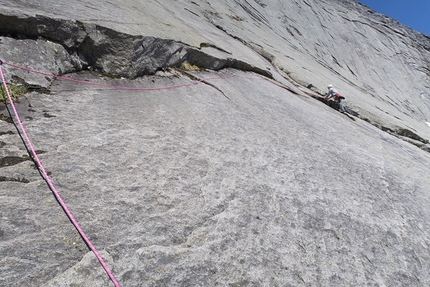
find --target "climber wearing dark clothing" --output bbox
[325,84,346,113]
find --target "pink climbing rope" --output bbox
[0,63,120,287]
[2,61,296,93]
[2,61,238,91]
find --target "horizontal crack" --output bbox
[0,156,31,168]
[0,176,30,183]
[181,71,231,101]
[1,13,273,85]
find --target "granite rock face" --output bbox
[1,1,430,287]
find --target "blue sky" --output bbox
[357,0,430,36]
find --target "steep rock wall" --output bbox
[1,1,430,286]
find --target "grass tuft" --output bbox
[179,61,204,72]
[0,84,27,103]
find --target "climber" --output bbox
[325,84,346,113]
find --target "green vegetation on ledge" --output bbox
[0,84,27,103]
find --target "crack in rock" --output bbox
[0,176,30,183]
[0,13,272,87]
[0,155,31,167]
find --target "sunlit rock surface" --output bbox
[1,1,430,286]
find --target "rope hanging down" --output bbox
[0,62,120,287]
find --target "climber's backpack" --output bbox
[335,93,345,100]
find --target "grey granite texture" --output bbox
[1,1,430,286]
